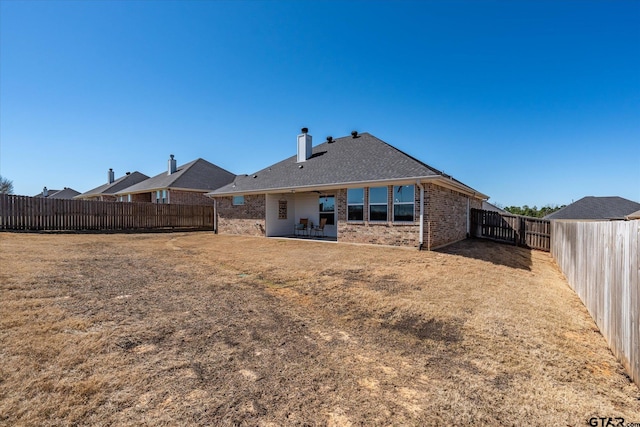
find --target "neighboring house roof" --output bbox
[34,188,81,199]
[626,209,640,220]
[208,132,487,199]
[117,158,235,195]
[75,171,149,199]
[482,201,508,214]
[544,196,640,220]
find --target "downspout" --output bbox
[417,180,424,250]
[466,197,470,237]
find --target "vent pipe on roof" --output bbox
[351,130,359,138]
[108,168,115,184]
[327,136,333,143]
[168,154,177,175]
[297,128,312,162]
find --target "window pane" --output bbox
[348,205,363,221]
[370,204,388,221]
[233,195,245,205]
[347,188,364,204]
[319,196,335,213]
[394,185,414,203]
[369,187,387,204]
[394,204,414,222]
[320,212,335,225]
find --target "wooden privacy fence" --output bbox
[470,208,551,251]
[0,194,214,231]
[551,220,639,386]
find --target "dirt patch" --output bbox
[0,232,638,426]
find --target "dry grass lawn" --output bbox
[0,232,638,426]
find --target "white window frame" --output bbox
[368,186,388,222]
[393,185,415,222]
[347,188,364,222]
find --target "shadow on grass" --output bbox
[436,238,533,271]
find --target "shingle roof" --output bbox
[208,132,485,197]
[627,209,640,220]
[34,188,81,199]
[117,158,235,194]
[76,171,149,198]
[545,196,640,220]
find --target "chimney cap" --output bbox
[301,127,308,134]
[170,154,174,159]
[351,130,359,138]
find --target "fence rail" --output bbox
[551,220,639,386]
[0,194,214,231]
[470,208,551,251]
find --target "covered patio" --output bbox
[265,192,338,240]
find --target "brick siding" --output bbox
[215,195,266,237]
[423,183,481,249]
[167,190,212,206]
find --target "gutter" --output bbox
[207,175,489,200]
[417,180,425,250]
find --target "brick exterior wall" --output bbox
[130,193,152,203]
[423,183,482,249]
[215,195,266,237]
[167,190,212,206]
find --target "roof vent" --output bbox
[326,136,334,143]
[253,175,257,178]
[351,130,359,138]
[126,172,131,175]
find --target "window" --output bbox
[162,190,168,204]
[393,185,415,222]
[347,188,364,221]
[319,195,335,225]
[369,187,388,221]
[233,195,245,205]
[127,194,131,203]
[155,190,161,204]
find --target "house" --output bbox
[544,196,640,220]
[207,129,488,249]
[482,201,508,214]
[34,187,81,199]
[115,155,235,205]
[75,169,149,201]
[626,209,640,220]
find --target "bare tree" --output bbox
[0,175,14,194]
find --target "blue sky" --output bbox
[1,0,638,207]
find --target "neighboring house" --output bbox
[34,187,81,199]
[482,201,508,214]
[626,209,640,220]
[75,169,149,201]
[115,155,235,205]
[207,129,488,249]
[544,196,640,220]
